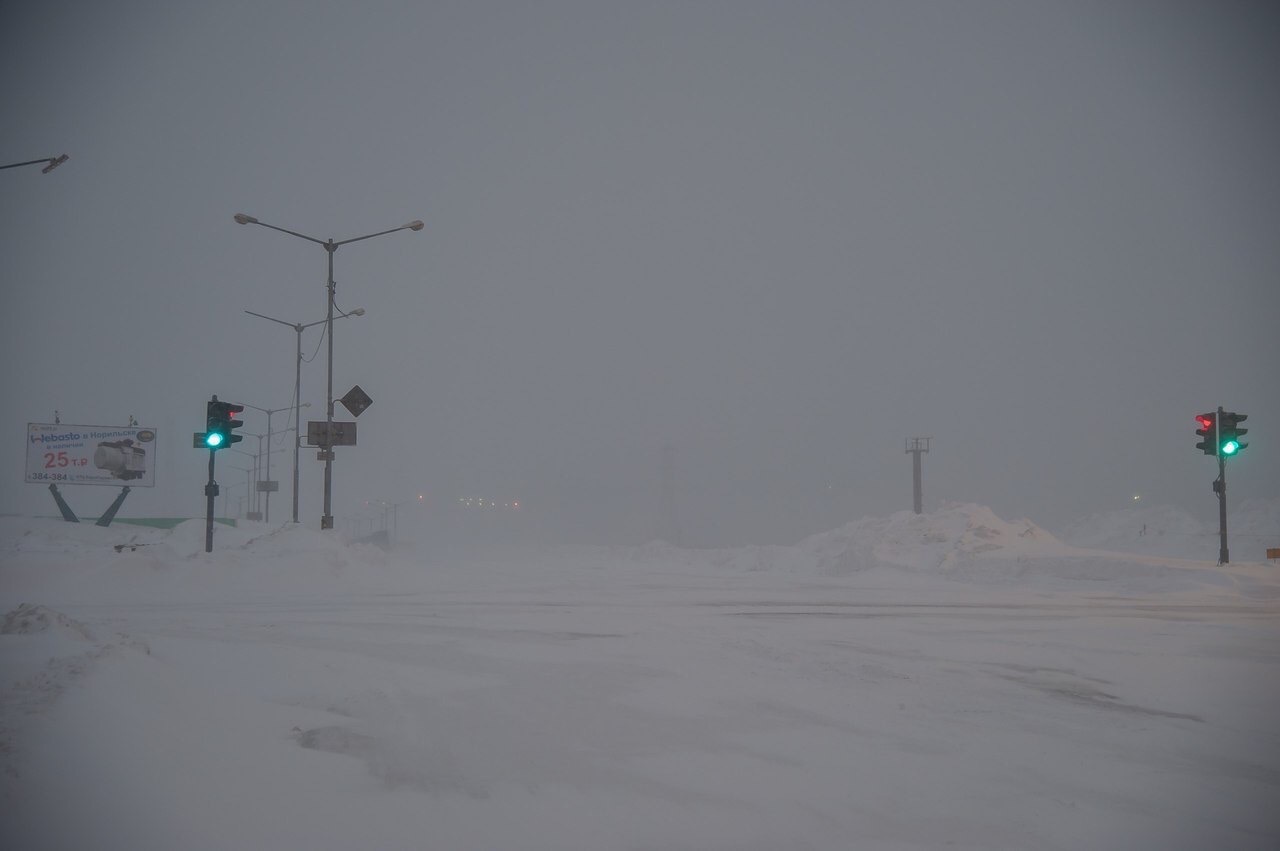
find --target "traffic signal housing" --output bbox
[1219,411,1248,456]
[1195,412,1217,456]
[204,397,245,450]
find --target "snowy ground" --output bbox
[2,504,1278,850]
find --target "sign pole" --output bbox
[95,486,132,528]
[47,484,80,523]
[205,449,218,553]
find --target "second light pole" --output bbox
[235,213,423,529]
[245,308,364,524]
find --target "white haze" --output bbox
[1,1,1278,547]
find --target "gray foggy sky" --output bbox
[2,0,1277,546]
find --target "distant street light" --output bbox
[242,402,309,524]
[236,429,294,521]
[227,459,256,518]
[244,308,364,523]
[1,154,69,174]
[234,212,423,529]
[375,493,426,547]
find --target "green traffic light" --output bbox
[1222,440,1240,456]
[206,432,224,448]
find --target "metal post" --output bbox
[294,326,303,523]
[1217,407,1229,564]
[96,486,131,527]
[257,433,265,516]
[323,242,336,530]
[205,450,218,553]
[913,452,922,514]
[265,409,273,523]
[905,437,931,515]
[48,484,80,523]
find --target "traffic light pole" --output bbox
[1217,416,1229,565]
[208,447,221,555]
[1217,459,1229,565]
[1195,405,1248,566]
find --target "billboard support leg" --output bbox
[96,486,132,528]
[48,484,79,523]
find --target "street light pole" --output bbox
[244,309,363,524]
[235,213,423,530]
[242,432,266,518]
[229,449,258,515]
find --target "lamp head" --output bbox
[41,154,69,174]
[406,220,425,232]
[233,213,258,225]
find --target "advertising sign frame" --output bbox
[26,422,159,487]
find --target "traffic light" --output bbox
[205,399,226,448]
[204,397,245,450]
[1195,412,1217,456]
[224,401,244,446]
[1219,411,1248,456]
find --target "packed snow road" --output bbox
[3,514,1279,849]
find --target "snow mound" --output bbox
[1,603,94,641]
[798,502,1065,574]
[0,516,406,606]
[694,503,1276,595]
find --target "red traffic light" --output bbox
[1195,414,1214,429]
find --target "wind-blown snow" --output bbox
[2,504,1278,850]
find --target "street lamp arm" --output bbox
[1,154,68,173]
[243,402,307,416]
[244,309,299,330]
[234,215,327,246]
[244,309,340,332]
[332,222,423,248]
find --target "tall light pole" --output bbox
[234,213,423,530]
[1,154,68,174]
[243,403,308,524]
[244,308,364,523]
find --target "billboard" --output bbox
[26,423,158,487]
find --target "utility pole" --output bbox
[905,437,931,515]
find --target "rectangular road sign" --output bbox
[256,480,279,493]
[306,421,357,447]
